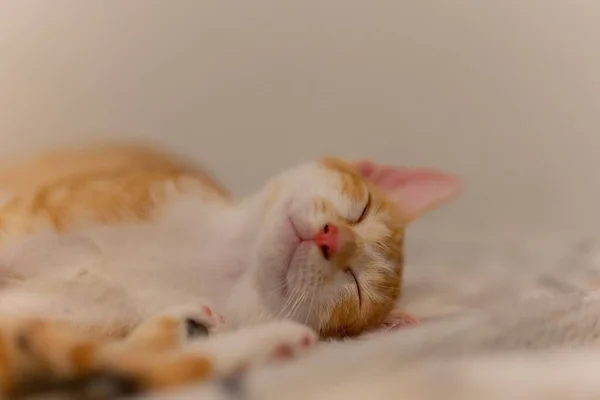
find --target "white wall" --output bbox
[1,0,600,239]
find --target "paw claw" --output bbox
[159,302,226,341]
[185,318,210,338]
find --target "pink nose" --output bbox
[313,224,339,260]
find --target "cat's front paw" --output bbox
[189,321,318,374]
[125,302,227,351]
[262,321,319,363]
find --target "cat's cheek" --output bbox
[252,219,296,304]
[285,245,322,290]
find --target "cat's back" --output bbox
[0,144,230,236]
[0,144,228,197]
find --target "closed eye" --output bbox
[345,268,362,308]
[356,192,371,223]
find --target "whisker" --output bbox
[304,291,316,325]
[283,285,304,319]
[265,281,288,295]
[316,292,324,331]
[286,290,306,320]
[277,286,299,319]
[287,292,304,319]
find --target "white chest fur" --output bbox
[0,191,264,328]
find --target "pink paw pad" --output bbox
[383,312,419,330]
[273,345,294,359]
[199,306,226,333]
[300,334,314,347]
[271,334,316,361]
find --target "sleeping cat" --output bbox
[0,145,461,397]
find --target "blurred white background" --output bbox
[1,0,600,240]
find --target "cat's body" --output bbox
[0,145,461,397]
[0,146,240,332]
[0,169,248,329]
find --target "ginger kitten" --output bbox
[0,145,461,397]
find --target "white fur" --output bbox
[0,161,385,333]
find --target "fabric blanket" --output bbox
[139,231,600,399]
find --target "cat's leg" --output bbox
[0,314,317,397]
[0,317,113,395]
[0,316,214,398]
[96,320,318,391]
[61,319,317,393]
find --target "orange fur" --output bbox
[315,157,406,337]
[0,145,228,240]
[0,145,227,197]
[0,316,214,397]
[321,157,367,204]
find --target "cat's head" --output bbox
[252,157,461,338]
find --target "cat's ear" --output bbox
[381,309,419,330]
[353,160,462,222]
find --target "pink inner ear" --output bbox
[353,160,462,221]
[354,160,378,178]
